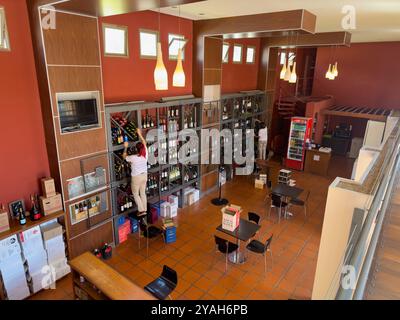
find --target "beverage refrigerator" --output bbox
[286,117,313,171]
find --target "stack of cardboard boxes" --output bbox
[0,205,10,234]
[182,187,200,207]
[117,218,131,244]
[39,178,63,216]
[0,235,30,300]
[19,226,49,294]
[40,222,70,284]
[255,174,267,189]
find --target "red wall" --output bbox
[99,11,193,103]
[0,0,50,207]
[221,38,261,94]
[312,42,400,109]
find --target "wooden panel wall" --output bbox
[41,11,113,258]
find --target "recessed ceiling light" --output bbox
[198,13,205,16]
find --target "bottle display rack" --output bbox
[105,92,267,244]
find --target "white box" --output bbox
[160,202,171,218]
[168,195,179,207]
[41,222,63,242]
[0,235,21,263]
[19,226,44,254]
[47,247,66,264]
[55,265,71,281]
[170,203,178,218]
[0,257,25,282]
[25,249,48,274]
[43,235,64,251]
[193,189,200,202]
[49,257,68,271]
[7,285,30,300]
[259,174,267,184]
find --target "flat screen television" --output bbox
[58,94,100,133]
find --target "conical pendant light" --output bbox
[289,62,297,83]
[333,62,339,78]
[325,64,332,79]
[173,48,185,87]
[154,4,168,90]
[284,58,291,81]
[154,42,168,90]
[280,57,287,80]
[173,6,185,87]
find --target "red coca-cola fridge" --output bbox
[286,117,313,171]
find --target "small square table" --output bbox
[217,219,261,264]
[271,183,304,219]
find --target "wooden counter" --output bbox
[305,149,332,176]
[69,252,155,300]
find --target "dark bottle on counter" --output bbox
[19,208,27,225]
[30,194,41,221]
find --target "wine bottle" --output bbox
[19,208,26,225]
[30,194,41,221]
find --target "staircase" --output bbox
[276,97,297,119]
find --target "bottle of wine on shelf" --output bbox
[30,194,41,221]
[19,208,26,225]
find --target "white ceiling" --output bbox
[157,0,400,43]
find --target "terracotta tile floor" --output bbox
[30,158,352,300]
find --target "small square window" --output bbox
[140,30,158,59]
[222,43,229,63]
[0,7,10,51]
[168,34,187,60]
[232,44,243,64]
[103,24,128,57]
[280,51,296,66]
[246,46,256,64]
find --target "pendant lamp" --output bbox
[289,62,297,83]
[280,58,287,80]
[325,64,332,79]
[333,62,339,78]
[154,42,168,90]
[284,59,291,81]
[173,48,185,87]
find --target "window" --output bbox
[103,24,128,57]
[168,34,187,60]
[280,51,296,66]
[139,30,158,59]
[246,46,256,64]
[222,43,229,63]
[0,7,10,51]
[232,44,243,63]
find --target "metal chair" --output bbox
[267,193,288,223]
[144,265,177,300]
[289,190,310,220]
[246,234,273,274]
[214,236,239,273]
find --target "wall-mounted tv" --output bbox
[57,91,100,133]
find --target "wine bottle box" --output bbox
[41,177,56,198]
[39,193,63,216]
[41,222,63,242]
[0,211,10,233]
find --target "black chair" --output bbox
[268,193,288,223]
[214,236,239,273]
[248,212,261,225]
[145,265,177,300]
[289,190,310,220]
[246,234,273,274]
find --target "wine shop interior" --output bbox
[1,0,400,301]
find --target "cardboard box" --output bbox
[41,222,63,242]
[187,192,195,206]
[168,195,179,207]
[19,226,44,255]
[41,177,56,198]
[0,209,10,233]
[255,179,265,189]
[221,206,241,232]
[0,257,26,281]
[259,174,268,184]
[170,203,178,218]
[39,193,63,216]
[160,202,171,218]
[24,249,48,274]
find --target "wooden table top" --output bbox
[69,252,155,300]
[272,183,304,199]
[217,219,261,242]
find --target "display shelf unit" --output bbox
[105,93,267,244]
[105,98,202,244]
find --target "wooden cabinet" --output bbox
[304,149,331,176]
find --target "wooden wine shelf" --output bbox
[0,210,65,242]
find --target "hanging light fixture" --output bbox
[154,4,168,90]
[173,6,185,87]
[325,64,332,79]
[289,61,297,83]
[333,61,339,78]
[284,57,292,81]
[279,55,287,80]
